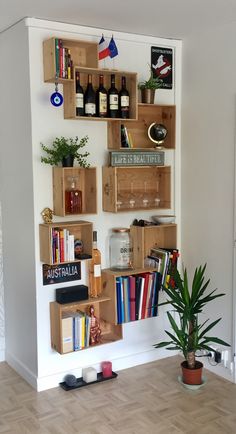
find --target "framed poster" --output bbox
[151,46,173,89]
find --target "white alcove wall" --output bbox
[0,18,182,391]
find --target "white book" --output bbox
[68,234,75,261]
[138,277,145,320]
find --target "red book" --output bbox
[140,273,150,319]
[129,275,136,321]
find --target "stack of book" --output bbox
[55,39,73,79]
[121,124,133,148]
[116,271,161,324]
[51,227,75,264]
[61,311,91,353]
[149,247,179,289]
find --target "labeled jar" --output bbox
[109,228,133,270]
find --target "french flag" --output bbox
[98,35,110,60]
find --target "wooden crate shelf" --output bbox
[101,267,158,326]
[102,165,171,213]
[43,37,98,83]
[50,298,122,354]
[107,104,176,150]
[53,167,97,217]
[130,224,177,268]
[63,66,138,120]
[39,220,93,265]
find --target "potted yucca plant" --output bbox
[154,264,230,385]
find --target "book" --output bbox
[123,276,130,323]
[129,275,136,321]
[55,38,60,78]
[61,314,73,353]
[140,273,150,320]
[121,124,129,148]
[116,277,123,324]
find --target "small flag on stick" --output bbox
[98,34,110,60]
[108,35,118,58]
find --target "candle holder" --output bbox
[101,361,113,378]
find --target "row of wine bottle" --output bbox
[76,72,130,119]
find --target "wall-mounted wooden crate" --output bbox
[102,165,171,213]
[53,167,97,217]
[50,297,123,354]
[107,104,176,150]
[130,224,177,268]
[63,66,138,120]
[43,37,98,83]
[39,220,93,265]
[101,267,157,325]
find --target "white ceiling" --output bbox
[1,0,236,39]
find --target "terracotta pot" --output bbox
[62,155,74,167]
[141,88,156,104]
[181,360,203,385]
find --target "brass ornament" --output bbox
[41,207,54,224]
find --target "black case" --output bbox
[56,285,88,304]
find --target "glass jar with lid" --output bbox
[109,228,133,270]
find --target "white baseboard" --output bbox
[36,347,174,391]
[0,349,5,362]
[6,351,38,390]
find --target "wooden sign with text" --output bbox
[109,150,165,167]
[42,262,81,285]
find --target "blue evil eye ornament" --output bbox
[50,82,63,107]
[50,91,63,107]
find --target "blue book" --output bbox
[116,277,122,324]
[123,276,130,323]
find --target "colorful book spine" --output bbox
[55,38,60,78]
[129,275,136,321]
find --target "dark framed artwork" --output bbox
[151,46,173,89]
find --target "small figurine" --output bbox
[41,207,54,224]
[88,305,101,345]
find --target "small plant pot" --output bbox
[141,89,156,104]
[62,155,74,167]
[181,360,203,385]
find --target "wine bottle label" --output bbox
[121,95,129,107]
[94,264,101,277]
[99,93,107,113]
[109,94,118,109]
[85,103,96,115]
[76,93,84,108]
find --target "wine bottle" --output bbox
[89,231,102,298]
[84,74,96,117]
[119,76,129,119]
[65,177,82,214]
[75,71,84,116]
[96,74,107,117]
[108,74,119,118]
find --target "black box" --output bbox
[56,285,88,304]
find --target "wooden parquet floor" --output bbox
[0,356,236,434]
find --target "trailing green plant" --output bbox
[138,64,163,90]
[154,264,230,369]
[41,135,90,167]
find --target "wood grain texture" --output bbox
[0,356,235,433]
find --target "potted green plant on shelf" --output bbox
[154,264,230,386]
[138,64,163,104]
[41,135,90,167]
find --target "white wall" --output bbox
[182,22,236,380]
[0,21,38,381]
[0,204,5,361]
[27,19,181,390]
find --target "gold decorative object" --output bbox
[88,305,101,345]
[41,207,54,224]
